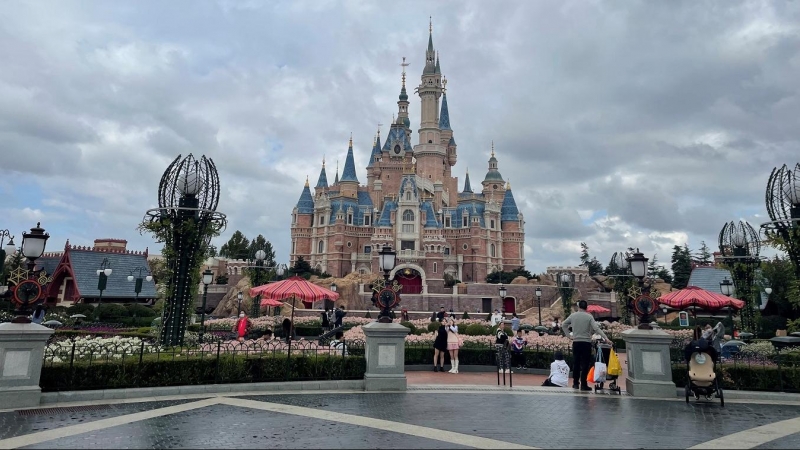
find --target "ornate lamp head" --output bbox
[718,220,760,259]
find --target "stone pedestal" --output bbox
[362,322,409,391]
[0,322,53,408]
[622,327,676,398]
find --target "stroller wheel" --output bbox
[685,385,690,404]
[718,388,724,407]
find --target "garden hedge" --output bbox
[41,354,366,392]
[404,344,572,369]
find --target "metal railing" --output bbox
[40,339,366,392]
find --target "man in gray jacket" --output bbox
[562,300,611,391]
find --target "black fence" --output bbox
[404,341,574,369]
[41,339,366,392]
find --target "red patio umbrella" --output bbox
[586,304,610,314]
[259,298,283,307]
[657,286,745,311]
[250,276,340,307]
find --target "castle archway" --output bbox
[390,263,427,295]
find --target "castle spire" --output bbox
[463,168,473,193]
[424,18,436,74]
[315,157,328,189]
[439,86,451,131]
[334,160,339,184]
[340,135,359,183]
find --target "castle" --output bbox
[290,25,525,295]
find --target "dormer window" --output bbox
[403,210,415,221]
[406,191,412,201]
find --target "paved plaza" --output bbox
[2,385,800,449]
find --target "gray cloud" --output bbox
[0,0,798,273]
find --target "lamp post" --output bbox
[535,286,542,326]
[96,258,112,306]
[377,245,398,323]
[498,284,507,316]
[236,291,243,317]
[142,154,227,346]
[718,220,761,333]
[660,304,669,325]
[11,223,49,323]
[247,248,268,318]
[720,276,735,330]
[0,229,15,285]
[607,250,634,325]
[557,272,575,319]
[329,282,337,312]
[126,267,153,301]
[199,268,213,344]
[762,163,800,278]
[627,248,655,330]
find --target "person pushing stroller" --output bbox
[562,300,611,391]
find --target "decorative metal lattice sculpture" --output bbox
[718,220,761,333]
[143,154,227,346]
[762,163,800,276]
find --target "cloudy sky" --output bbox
[1,0,798,274]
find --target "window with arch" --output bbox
[490,244,496,258]
[403,209,415,221]
[318,240,324,254]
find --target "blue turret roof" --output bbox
[462,170,472,193]
[315,162,328,189]
[448,201,486,228]
[296,184,314,214]
[382,126,414,153]
[439,93,451,130]
[376,201,397,227]
[341,139,359,183]
[421,201,440,228]
[501,187,520,222]
[368,134,382,167]
[449,136,456,146]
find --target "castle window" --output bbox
[444,216,451,228]
[401,241,415,251]
[347,241,352,248]
[292,241,296,253]
[347,213,353,225]
[444,247,450,255]
[462,216,468,228]
[402,224,415,233]
[318,240,324,254]
[319,216,325,225]
[490,244,496,258]
[364,215,371,226]
[490,219,495,230]
[402,210,415,222]
[364,245,372,254]
[406,191,411,201]
[433,262,438,273]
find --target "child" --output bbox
[495,327,512,374]
[511,330,528,370]
[542,351,570,387]
[330,331,348,356]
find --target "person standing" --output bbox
[562,300,610,391]
[234,312,252,342]
[321,308,331,332]
[433,317,448,372]
[446,317,461,373]
[495,326,512,374]
[334,306,346,328]
[436,306,446,322]
[511,313,520,333]
[490,309,503,327]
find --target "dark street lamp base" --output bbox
[378,307,394,323]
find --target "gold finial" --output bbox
[491,141,495,157]
[377,123,382,137]
[349,132,353,147]
[322,155,326,167]
[429,16,432,34]
[400,57,409,88]
[305,176,309,187]
[506,180,511,190]
[442,76,447,93]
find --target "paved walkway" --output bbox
[2,386,800,449]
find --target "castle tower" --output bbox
[414,20,446,184]
[501,181,524,268]
[339,136,359,199]
[314,157,328,196]
[482,142,505,195]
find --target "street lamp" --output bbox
[627,248,655,329]
[96,258,112,306]
[237,291,243,316]
[248,248,268,318]
[535,286,543,326]
[720,277,734,296]
[0,229,15,285]
[660,304,669,325]
[199,268,213,344]
[763,163,800,278]
[127,267,153,301]
[12,222,49,323]
[377,245,398,323]
[329,282,337,311]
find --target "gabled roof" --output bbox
[368,134,382,167]
[382,126,413,153]
[357,191,373,207]
[687,267,732,294]
[36,256,61,278]
[68,249,157,299]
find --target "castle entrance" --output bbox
[396,268,423,294]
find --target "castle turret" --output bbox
[296,177,314,214]
[315,158,328,194]
[462,169,472,193]
[415,20,446,186]
[339,135,359,199]
[501,181,524,268]
[482,142,505,195]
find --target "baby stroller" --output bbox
[594,341,621,395]
[684,340,724,406]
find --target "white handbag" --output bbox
[594,349,608,383]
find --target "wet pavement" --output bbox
[1,390,799,449]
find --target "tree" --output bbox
[219,231,250,260]
[671,245,692,289]
[247,235,276,267]
[604,258,619,276]
[760,257,800,320]
[1,248,23,285]
[588,257,604,276]
[580,242,590,267]
[148,257,170,285]
[656,267,673,284]
[647,254,659,279]
[486,267,536,284]
[696,241,712,265]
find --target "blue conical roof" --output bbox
[368,133,382,167]
[439,93,451,130]
[341,139,359,183]
[501,187,520,222]
[315,162,328,188]
[462,170,472,193]
[296,184,314,214]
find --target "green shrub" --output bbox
[95,304,129,320]
[465,324,491,336]
[427,322,441,333]
[53,330,152,340]
[66,304,95,316]
[124,304,157,317]
[40,354,366,392]
[400,322,417,334]
[759,315,788,338]
[672,363,800,392]
[364,311,372,319]
[462,311,470,320]
[404,344,572,369]
[136,327,152,334]
[788,319,800,334]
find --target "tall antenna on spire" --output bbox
[491,141,495,157]
[429,16,432,34]
[400,56,409,88]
